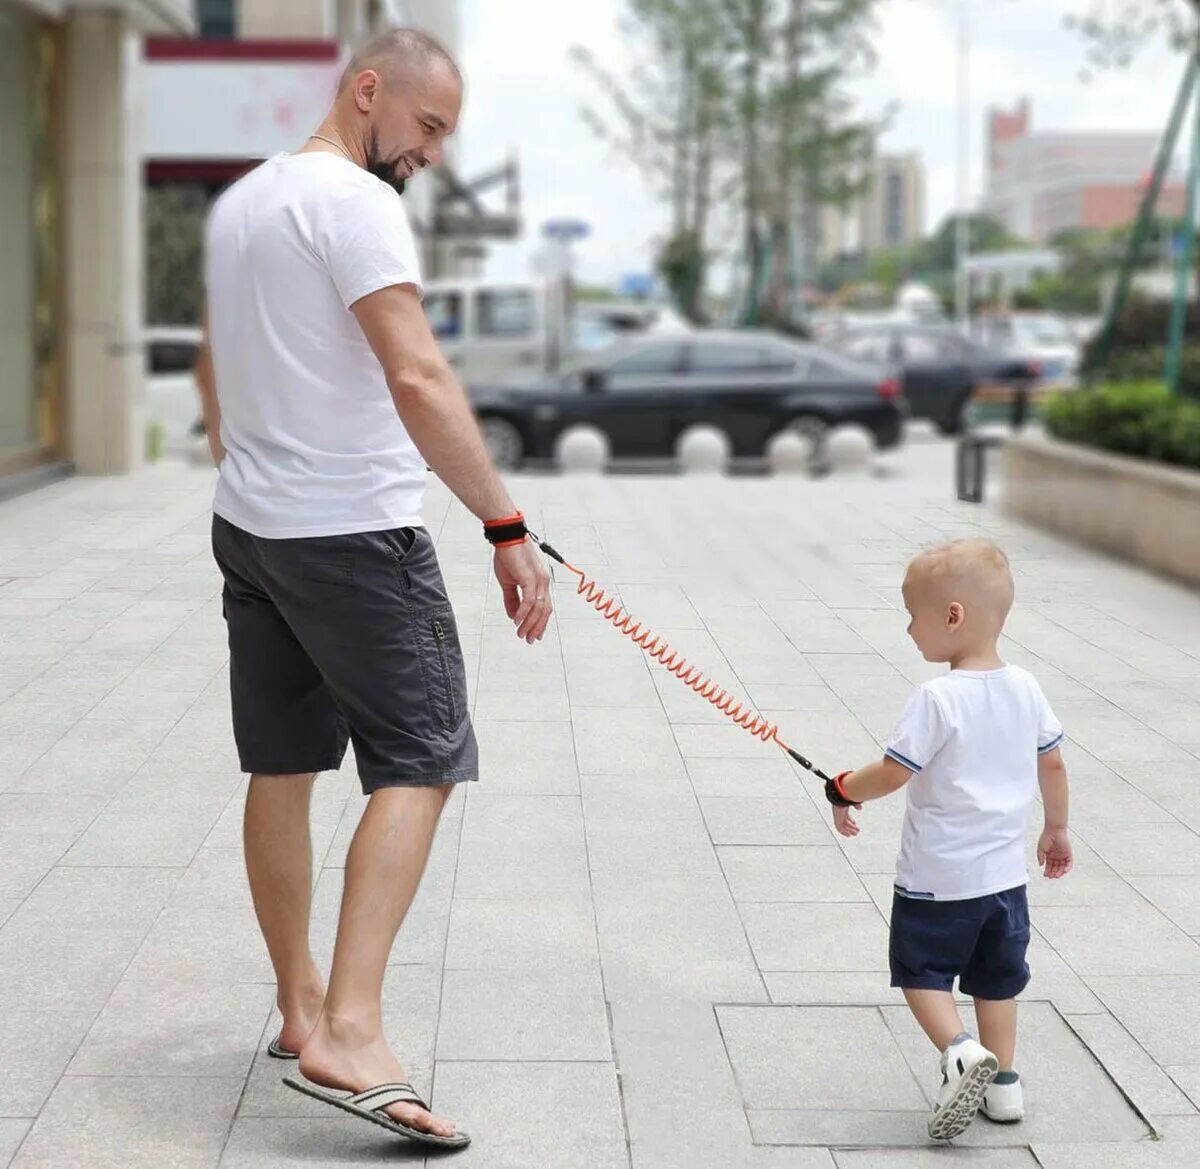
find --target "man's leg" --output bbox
[299,783,458,1138]
[244,772,326,1053]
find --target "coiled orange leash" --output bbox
[529,531,834,785]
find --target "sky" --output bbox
[456,0,1183,288]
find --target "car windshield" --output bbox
[1013,317,1072,346]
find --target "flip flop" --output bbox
[266,1035,299,1060]
[282,1075,470,1149]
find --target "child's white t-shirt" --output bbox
[885,665,1063,901]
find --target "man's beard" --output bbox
[366,129,408,195]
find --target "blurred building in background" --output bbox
[983,98,1187,242]
[143,0,517,326]
[1,0,195,487]
[821,152,927,261]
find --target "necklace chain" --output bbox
[309,132,353,161]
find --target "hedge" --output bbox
[1042,382,1200,471]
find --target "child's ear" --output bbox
[947,601,965,629]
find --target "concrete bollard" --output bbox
[555,425,609,475]
[826,424,874,470]
[766,429,816,475]
[677,426,731,475]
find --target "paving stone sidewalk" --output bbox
[1,434,1199,1168]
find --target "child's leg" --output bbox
[974,997,1017,1070]
[903,988,967,1051]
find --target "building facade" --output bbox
[983,99,1187,242]
[820,152,927,261]
[143,0,484,326]
[1,0,195,486]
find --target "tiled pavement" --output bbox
[1,433,1199,1168]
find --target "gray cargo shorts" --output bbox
[212,515,478,793]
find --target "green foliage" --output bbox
[145,185,208,326]
[574,0,882,320]
[657,230,707,321]
[1084,295,1200,382]
[1066,1,1196,74]
[1104,343,1200,397]
[1043,381,1200,469]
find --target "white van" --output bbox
[423,279,565,384]
[423,278,692,384]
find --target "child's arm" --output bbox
[827,756,914,838]
[1036,746,1073,878]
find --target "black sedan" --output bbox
[828,323,1039,435]
[469,331,904,469]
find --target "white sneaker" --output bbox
[981,1075,1024,1123]
[928,1037,999,1141]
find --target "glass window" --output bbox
[689,342,767,373]
[476,289,535,339]
[840,332,892,362]
[902,331,967,362]
[760,342,803,373]
[198,0,237,38]
[147,341,199,375]
[425,291,464,340]
[607,344,683,377]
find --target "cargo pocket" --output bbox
[420,608,468,732]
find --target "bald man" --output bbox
[196,28,551,1149]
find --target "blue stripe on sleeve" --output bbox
[1038,731,1065,755]
[885,748,923,773]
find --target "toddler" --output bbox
[825,539,1073,1141]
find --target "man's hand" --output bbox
[495,539,552,643]
[832,804,860,838]
[1037,827,1073,879]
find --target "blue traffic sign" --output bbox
[542,218,591,242]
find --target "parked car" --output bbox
[468,331,904,469]
[143,326,203,455]
[972,312,1080,385]
[827,323,1039,435]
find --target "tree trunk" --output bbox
[765,0,804,323]
[671,41,697,237]
[740,0,767,320]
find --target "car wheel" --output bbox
[479,416,525,470]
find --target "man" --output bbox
[196,28,551,1149]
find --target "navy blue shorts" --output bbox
[889,884,1031,1001]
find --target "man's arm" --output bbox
[194,316,224,465]
[351,282,551,643]
[352,283,517,520]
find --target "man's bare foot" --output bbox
[276,982,326,1055]
[299,1013,458,1138]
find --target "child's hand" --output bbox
[1038,827,1073,879]
[832,804,860,837]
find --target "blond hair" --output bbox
[906,539,1014,628]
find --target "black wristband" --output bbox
[824,777,855,808]
[483,519,529,547]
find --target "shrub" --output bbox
[1042,382,1200,471]
[1102,343,1200,399]
[1082,297,1200,397]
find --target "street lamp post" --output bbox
[955,0,971,328]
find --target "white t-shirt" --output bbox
[205,152,427,539]
[886,665,1064,901]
